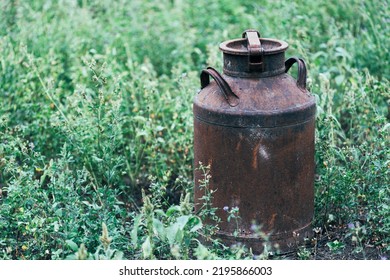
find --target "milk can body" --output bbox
[193,30,316,252]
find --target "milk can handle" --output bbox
[200,67,239,107]
[242,29,264,71]
[285,57,307,91]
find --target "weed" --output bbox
[66,222,124,260]
[327,240,346,254]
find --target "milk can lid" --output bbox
[219,29,289,77]
[220,29,288,56]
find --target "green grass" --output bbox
[0,0,388,259]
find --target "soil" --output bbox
[280,224,387,260]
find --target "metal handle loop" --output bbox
[200,67,239,107]
[242,29,262,56]
[285,57,307,91]
[242,29,264,71]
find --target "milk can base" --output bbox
[215,222,313,255]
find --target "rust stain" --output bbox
[269,213,277,229]
[252,142,260,169]
[235,133,244,151]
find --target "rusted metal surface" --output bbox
[193,30,316,253]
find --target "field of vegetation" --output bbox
[0,0,388,260]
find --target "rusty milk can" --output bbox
[193,29,316,252]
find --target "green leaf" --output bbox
[92,155,104,163]
[142,236,153,259]
[152,218,165,240]
[176,215,190,230]
[54,208,63,217]
[154,209,166,218]
[188,216,203,233]
[113,250,124,260]
[66,240,78,252]
[166,216,190,246]
[131,214,142,249]
[335,75,344,85]
[175,229,184,244]
[155,126,165,132]
[335,47,351,59]
[82,201,92,207]
[166,205,181,217]
[166,223,179,246]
